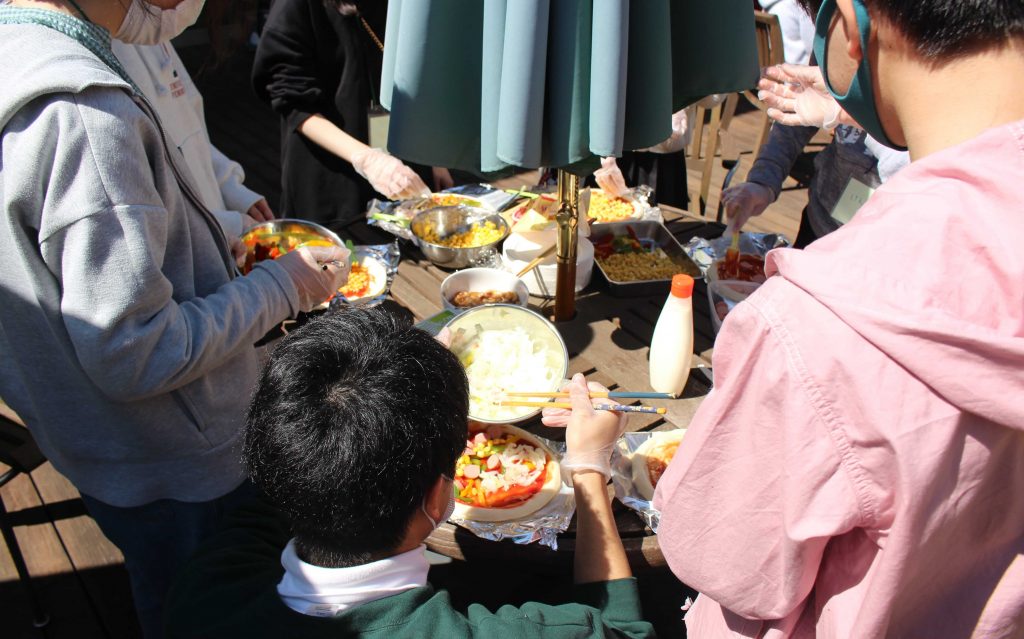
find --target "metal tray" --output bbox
[592,221,702,297]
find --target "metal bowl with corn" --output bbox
[411,206,510,269]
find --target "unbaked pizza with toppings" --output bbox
[337,254,387,301]
[631,429,686,501]
[452,423,562,522]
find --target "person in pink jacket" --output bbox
[654,0,1024,637]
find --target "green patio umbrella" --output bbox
[380,0,759,318]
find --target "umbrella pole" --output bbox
[553,170,580,322]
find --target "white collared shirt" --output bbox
[277,540,430,617]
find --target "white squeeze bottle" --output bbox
[649,274,694,395]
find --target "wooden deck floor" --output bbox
[1,41,815,639]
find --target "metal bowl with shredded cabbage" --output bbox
[445,305,568,423]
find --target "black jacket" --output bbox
[253,0,388,229]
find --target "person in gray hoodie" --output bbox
[0,0,349,635]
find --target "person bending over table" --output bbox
[721,0,909,248]
[591,107,692,210]
[0,0,349,636]
[655,0,1024,636]
[165,307,651,639]
[252,0,452,232]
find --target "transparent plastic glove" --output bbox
[720,182,774,231]
[351,147,430,201]
[594,157,629,198]
[643,109,689,154]
[272,245,351,313]
[541,373,627,485]
[757,64,844,130]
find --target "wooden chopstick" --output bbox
[514,244,557,278]
[496,400,666,415]
[505,391,677,400]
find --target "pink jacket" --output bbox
[654,120,1024,638]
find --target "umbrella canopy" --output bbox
[380,0,760,176]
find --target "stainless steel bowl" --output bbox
[445,304,568,424]
[239,219,343,274]
[410,206,510,269]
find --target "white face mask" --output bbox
[421,476,456,531]
[115,0,206,45]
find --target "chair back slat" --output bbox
[742,11,787,165]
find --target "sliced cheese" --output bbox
[453,424,562,522]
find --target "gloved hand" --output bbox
[351,147,430,201]
[642,108,689,154]
[272,245,351,313]
[542,374,627,485]
[720,182,774,232]
[757,64,845,130]
[594,157,629,198]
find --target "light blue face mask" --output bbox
[813,0,907,150]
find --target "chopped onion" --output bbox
[461,327,558,420]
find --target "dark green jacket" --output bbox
[165,499,655,638]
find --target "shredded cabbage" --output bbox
[461,327,557,420]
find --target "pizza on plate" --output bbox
[631,429,686,501]
[337,256,386,301]
[452,423,562,522]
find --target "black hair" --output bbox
[243,307,468,567]
[795,0,822,19]
[863,0,1024,59]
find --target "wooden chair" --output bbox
[0,411,50,628]
[688,93,741,221]
[742,11,787,164]
[686,10,787,220]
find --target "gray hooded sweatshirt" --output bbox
[0,18,301,507]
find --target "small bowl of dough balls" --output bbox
[440,268,529,312]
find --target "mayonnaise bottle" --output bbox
[649,274,694,396]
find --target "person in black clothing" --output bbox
[252,0,452,232]
[588,108,691,209]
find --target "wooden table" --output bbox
[342,206,725,573]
